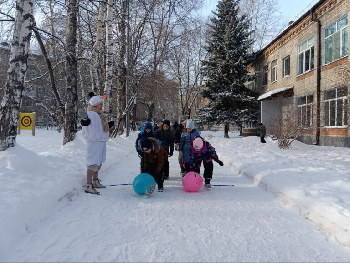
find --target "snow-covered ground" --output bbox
[0,129,350,262]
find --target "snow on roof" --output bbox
[258,86,293,101]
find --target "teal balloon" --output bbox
[133,173,156,195]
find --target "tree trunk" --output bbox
[0,0,36,151]
[115,0,128,135]
[33,29,65,119]
[104,0,115,115]
[224,122,230,138]
[91,0,106,93]
[63,0,78,145]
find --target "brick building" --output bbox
[247,0,349,147]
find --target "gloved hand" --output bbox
[108,121,115,128]
[80,118,91,126]
[217,160,224,166]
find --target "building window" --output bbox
[324,87,348,127]
[263,65,268,86]
[297,95,313,127]
[283,56,290,77]
[271,60,277,82]
[324,16,348,65]
[297,37,314,75]
[23,100,33,107]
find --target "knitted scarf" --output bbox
[87,105,109,132]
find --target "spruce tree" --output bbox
[198,0,258,137]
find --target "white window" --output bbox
[324,87,348,127]
[324,16,348,64]
[298,37,314,75]
[271,60,277,82]
[297,95,313,127]
[283,56,290,77]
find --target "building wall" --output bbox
[248,0,350,147]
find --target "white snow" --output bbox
[257,86,293,100]
[1,129,350,262]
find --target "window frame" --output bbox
[282,55,290,78]
[324,87,348,127]
[297,95,313,128]
[297,36,315,76]
[324,16,348,65]
[271,60,277,83]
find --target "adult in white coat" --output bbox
[81,95,113,194]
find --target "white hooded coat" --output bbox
[82,111,109,166]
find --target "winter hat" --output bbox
[141,138,153,150]
[192,137,204,151]
[89,95,103,106]
[186,119,194,129]
[180,115,188,122]
[163,119,170,126]
[144,121,153,130]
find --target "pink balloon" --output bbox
[182,171,203,192]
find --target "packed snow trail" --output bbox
[3,132,350,262]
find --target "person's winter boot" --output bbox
[92,179,106,188]
[158,182,164,192]
[85,184,100,195]
[204,178,211,188]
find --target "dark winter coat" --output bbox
[257,124,266,137]
[179,129,200,163]
[143,138,168,174]
[135,126,155,157]
[174,123,185,144]
[155,126,175,156]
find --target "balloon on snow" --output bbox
[182,171,203,192]
[133,173,156,195]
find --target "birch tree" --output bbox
[63,0,78,145]
[90,0,106,93]
[0,0,36,151]
[239,0,285,50]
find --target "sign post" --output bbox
[18,112,36,136]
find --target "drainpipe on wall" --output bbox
[310,8,321,145]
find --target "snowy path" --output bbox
[3,134,350,262]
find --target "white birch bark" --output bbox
[104,0,115,115]
[0,0,36,151]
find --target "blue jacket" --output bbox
[179,129,200,163]
[135,126,155,157]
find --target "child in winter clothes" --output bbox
[179,119,200,175]
[141,137,168,192]
[81,95,114,195]
[155,119,174,179]
[135,121,155,172]
[189,136,224,188]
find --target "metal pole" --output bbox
[126,0,131,137]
